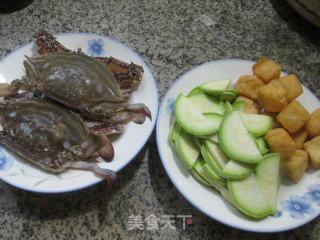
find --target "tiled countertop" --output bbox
[0,0,319,239]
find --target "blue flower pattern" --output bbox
[87,39,105,56]
[304,184,320,206]
[0,148,13,171]
[166,98,175,115]
[280,195,315,219]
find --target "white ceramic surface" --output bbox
[156,59,320,232]
[0,33,158,193]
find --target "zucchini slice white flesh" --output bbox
[228,174,271,218]
[199,79,231,95]
[203,162,227,184]
[190,168,211,186]
[200,144,223,175]
[198,133,219,144]
[241,112,273,137]
[220,159,254,179]
[187,92,225,115]
[204,140,229,169]
[219,110,262,163]
[176,129,199,169]
[256,153,280,215]
[174,94,223,135]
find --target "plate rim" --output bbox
[156,58,320,232]
[0,32,159,194]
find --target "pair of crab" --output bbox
[0,30,151,179]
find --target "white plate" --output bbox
[156,59,320,232]
[0,33,158,193]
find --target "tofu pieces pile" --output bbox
[234,56,320,183]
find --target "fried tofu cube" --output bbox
[290,129,308,149]
[278,74,303,103]
[303,135,320,169]
[265,128,297,159]
[282,150,309,183]
[234,95,261,114]
[257,80,287,112]
[252,56,281,83]
[277,100,310,133]
[306,109,320,138]
[234,75,264,100]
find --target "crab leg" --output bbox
[69,161,116,180]
[90,122,125,135]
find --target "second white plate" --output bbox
[156,59,320,232]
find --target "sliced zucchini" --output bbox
[219,110,262,163]
[232,101,244,111]
[198,133,219,144]
[200,144,223,175]
[203,162,227,184]
[220,159,254,179]
[199,79,231,95]
[193,159,226,189]
[187,92,225,115]
[174,94,223,135]
[175,129,199,169]
[241,113,273,137]
[219,89,238,102]
[190,168,211,186]
[204,140,229,169]
[187,86,203,97]
[256,153,280,215]
[169,121,181,147]
[224,101,233,112]
[228,174,271,218]
[255,137,269,155]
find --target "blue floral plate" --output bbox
[0,33,158,193]
[156,59,320,232]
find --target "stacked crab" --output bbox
[0,30,151,180]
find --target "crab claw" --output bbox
[0,83,19,97]
[127,103,152,121]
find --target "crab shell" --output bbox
[33,29,144,93]
[0,98,114,173]
[16,52,151,123]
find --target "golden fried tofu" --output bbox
[277,100,310,133]
[282,150,309,183]
[252,56,281,83]
[262,111,281,129]
[257,80,287,112]
[265,128,297,159]
[303,135,320,169]
[234,95,261,114]
[290,129,308,149]
[306,109,320,138]
[278,74,303,103]
[234,75,264,100]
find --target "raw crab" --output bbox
[0,97,116,178]
[0,51,151,125]
[33,29,144,98]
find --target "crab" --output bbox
[0,97,116,179]
[0,51,151,127]
[33,29,144,99]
